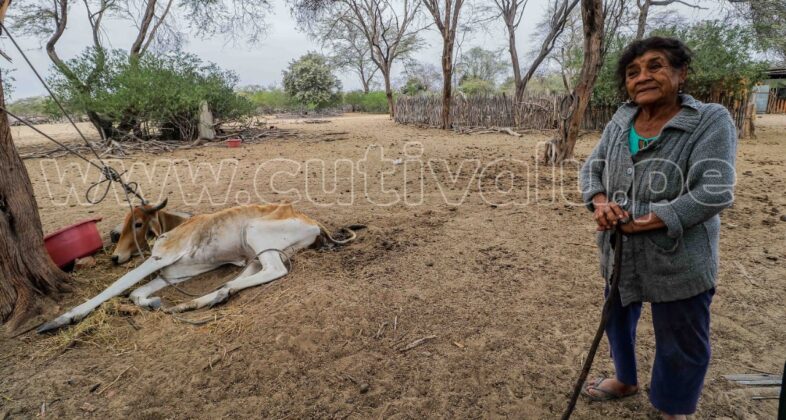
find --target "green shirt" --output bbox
[629,124,659,155]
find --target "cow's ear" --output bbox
[149,212,164,236]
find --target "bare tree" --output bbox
[546,0,604,163]
[496,0,579,106]
[546,0,628,94]
[494,0,527,100]
[727,0,786,61]
[399,59,442,93]
[602,0,630,52]
[0,69,71,332]
[634,0,704,40]
[455,46,508,85]
[423,0,466,129]
[125,0,177,60]
[294,0,425,117]
[319,21,378,93]
[177,0,272,45]
[548,8,583,93]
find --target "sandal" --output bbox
[581,377,639,402]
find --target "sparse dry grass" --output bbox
[1,114,783,419]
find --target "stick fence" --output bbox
[395,92,750,131]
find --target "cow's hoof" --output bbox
[142,297,161,310]
[37,315,72,334]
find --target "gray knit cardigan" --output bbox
[579,94,737,305]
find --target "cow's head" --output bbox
[111,199,168,265]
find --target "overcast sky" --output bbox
[1,0,722,101]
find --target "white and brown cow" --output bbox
[38,201,361,333]
[110,199,192,264]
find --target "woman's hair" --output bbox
[616,36,693,91]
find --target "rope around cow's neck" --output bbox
[562,225,624,419]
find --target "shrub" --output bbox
[400,77,428,95]
[244,88,299,114]
[343,90,390,113]
[5,96,60,120]
[282,53,342,110]
[593,22,767,104]
[458,78,496,96]
[48,49,254,140]
[657,22,767,100]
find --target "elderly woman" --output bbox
[578,37,737,418]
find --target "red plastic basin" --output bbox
[226,138,242,148]
[44,217,103,268]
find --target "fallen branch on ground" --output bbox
[96,365,133,395]
[204,345,242,371]
[456,127,521,137]
[399,335,437,352]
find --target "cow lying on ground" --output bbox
[109,199,191,264]
[38,201,362,333]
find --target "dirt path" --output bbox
[1,113,784,418]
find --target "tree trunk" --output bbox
[361,76,370,94]
[86,109,115,140]
[382,68,395,117]
[440,36,455,130]
[635,0,649,40]
[506,19,525,125]
[359,62,371,94]
[0,70,70,332]
[130,0,158,60]
[547,0,604,164]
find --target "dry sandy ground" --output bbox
[1,114,784,419]
[9,121,100,148]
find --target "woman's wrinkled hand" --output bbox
[592,193,629,231]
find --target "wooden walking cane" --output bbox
[562,225,624,419]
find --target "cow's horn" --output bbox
[143,198,168,214]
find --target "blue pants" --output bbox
[605,287,714,415]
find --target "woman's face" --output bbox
[624,50,687,106]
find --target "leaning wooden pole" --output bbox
[562,226,623,419]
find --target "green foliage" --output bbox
[592,36,630,104]
[737,0,786,62]
[344,90,390,113]
[343,90,365,111]
[46,47,111,115]
[458,77,496,96]
[104,52,253,122]
[592,22,767,104]
[5,96,60,119]
[655,22,767,99]
[525,74,567,95]
[243,88,298,113]
[401,61,442,93]
[48,49,253,139]
[498,77,516,95]
[282,52,342,110]
[400,77,428,95]
[1,69,15,99]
